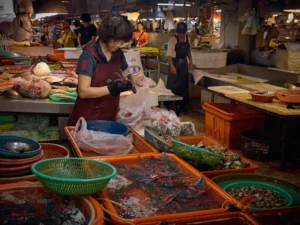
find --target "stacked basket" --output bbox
[0,115,16,130]
[0,136,42,178]
[0,135,70,183]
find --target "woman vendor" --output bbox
[131,22,149,48]
[68,13,134,126]
[166,22,193,115]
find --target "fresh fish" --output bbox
[3,90,22,99]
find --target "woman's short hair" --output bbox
[137,22,144,27]
[98,13,133,43]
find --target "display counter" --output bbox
[0,95,183,114]
[0,94,182,140]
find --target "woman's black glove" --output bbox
[108,80,133,97]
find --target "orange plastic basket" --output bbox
[64,126,158,158]
[177,136,259,178]
[138,212,261,225]
[96,153,236,225]
[202,103,265,149]
[0,182,105,225]
[0,143,70,184]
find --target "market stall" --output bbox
[1,0,300,225]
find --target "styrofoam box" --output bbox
[276,49,300,72]
[64,49,83,59]
[192,51,227,69]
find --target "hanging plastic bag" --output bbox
[124,50,145,82]
[72,118,133,156]
[119,87,151,130]
[164,10,175,31]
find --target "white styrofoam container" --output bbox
[192,51,227,69]
[276,49,300,72]
[64,49,83,59]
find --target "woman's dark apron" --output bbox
[68,47,121,126]
[166,35,190,108]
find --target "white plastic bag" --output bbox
[72,118,133,156]
[136,77,156,88]
[124,50,145,82]
[119,87,151,130]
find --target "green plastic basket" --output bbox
[224,181,293,210]
[32,157,117,195]
[172,139,222,166]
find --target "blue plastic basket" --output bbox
[0,135,41,158]
[78,120,129,136]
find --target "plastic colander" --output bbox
[172,139,222,166]
[32,157,116,195]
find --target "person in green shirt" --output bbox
[60,23,77,48]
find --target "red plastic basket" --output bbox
[96,153,236,225]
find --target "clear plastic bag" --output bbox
[180,122,196,136]
[136,77,156,88]
[166,122,181,137]
[119,87,151,130]
[151,108,163,121]
[72,118,134,156]
[151,120,168,133]
[161,109,180,124]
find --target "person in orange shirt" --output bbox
[131,22,149,48]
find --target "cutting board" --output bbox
[208,86,250,95]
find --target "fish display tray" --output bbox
[0,182,104,225]
[177,136,259,178]
[97,153,236,225]
[137,212,260,225]
[65,127,158,158]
